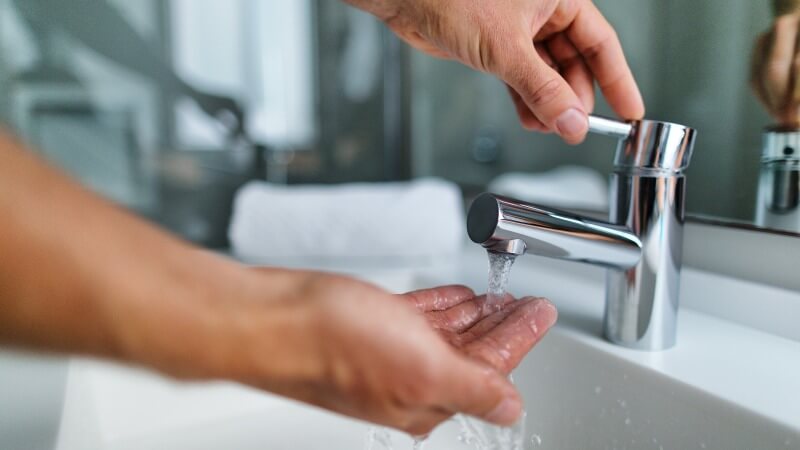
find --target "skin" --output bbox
[0,0,648,436]
[752,11,800,126]
[0,132,557,434]
[346,0,645,143]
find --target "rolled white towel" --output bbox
[488,166,608,211]
[229,178,466,265]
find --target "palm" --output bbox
[401,285,556,375]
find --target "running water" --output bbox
[454,250,526,450]
[485,251,518,312]
[364,249,528,450]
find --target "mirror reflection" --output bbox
[0,0,798,240]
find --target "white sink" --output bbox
[33,327,795,450]
[2,248,799,449]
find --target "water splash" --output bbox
[363,250,530,450]
[364,427,394,450]
[455,411,527,450]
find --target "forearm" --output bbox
[0,130,253,376]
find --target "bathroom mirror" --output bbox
[1,0,799,243]
[411,0,800,236]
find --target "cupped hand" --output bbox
[229,271,556,436]
[752,13,800,126]
[347,0,644,143]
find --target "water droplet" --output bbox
[700,443,707,449]
[617,399,627,408]
[364,427,394,450]
[594,386,603,394]
[624,417,631,426]
[531,434,543,447]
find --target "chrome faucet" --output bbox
[467,116,697,351]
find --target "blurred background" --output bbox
[0,0,779,247]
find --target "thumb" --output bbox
[499,45,588,144]
[443,357,523,426]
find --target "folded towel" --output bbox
[488,166,608,212]
[228,178,466,264]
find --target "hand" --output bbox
[751,13,800,126]
[0,131,556,437]
[346,0,644,143]
[137,269,557,436]
[257,273,556,435]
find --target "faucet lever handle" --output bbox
[587,115,633,140]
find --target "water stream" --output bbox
[365,250,529,450]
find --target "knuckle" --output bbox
[581,32,616,62]
[528,77,566,108]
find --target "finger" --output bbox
[506,85,549,132]
[402,285,475,312]
[427,293,515,333]
[441,358,522,426]
[547,34,596,113]
[457,298,536,345]
[535,42,557,68]
[751,32,776,114]
[764,15,800,110]
[790,52,800,123]
[506,43,558,132]
[463,298,558,374]
[566,2,644,120]
[498,42,589,144]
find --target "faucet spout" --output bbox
[467,116,697,351]
[467,194,642,269]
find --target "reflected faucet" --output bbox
[467,116,697,351]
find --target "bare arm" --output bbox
[0,130,219,362]
[346,0,644,144]
[0,131,556,434]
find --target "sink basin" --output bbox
[1,248,798,449]
[0,351,68,450]
[42,327,797,450]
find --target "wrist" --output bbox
[100,245,253,379]
[108,254,328,390]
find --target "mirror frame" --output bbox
[684,218,800,292]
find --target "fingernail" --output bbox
[555,108,588,138]
[485,397,522,425]
[536,299,558,328]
